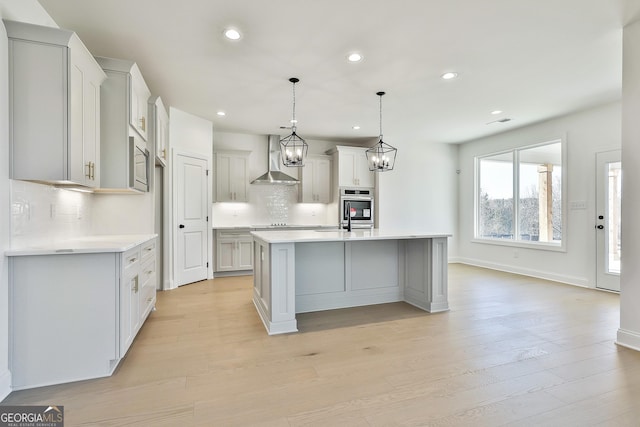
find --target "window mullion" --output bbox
[513,150,520,241]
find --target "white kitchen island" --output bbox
[251,229,450,335]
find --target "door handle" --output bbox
[179,224,185,229]
[596,225,604,230]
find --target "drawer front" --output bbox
[140,258,156,285]
[217,229,251,239]
[139,277,156,320]
[141,240,156,262]
[123,247,140,275]
[141,280,156,304]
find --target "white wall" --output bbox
[618,19,640,351]
[212,131,350,227]
[457,101,621,286]
[0,0,60,402]
[170,108,214,156]
[377,141,459,258]
[91,193,154,235]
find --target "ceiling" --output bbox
[37,0,640,145]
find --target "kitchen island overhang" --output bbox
[251,229,451,335]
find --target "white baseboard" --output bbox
[213,270,252,278]
[454,257,591,288]
[0,369,11,402]
[616,328,640,352]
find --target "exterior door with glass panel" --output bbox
[596,150,621,291]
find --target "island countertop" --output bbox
[251,229,451,244]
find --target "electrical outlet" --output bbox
[50,204,56,219]
[311,210,316,217]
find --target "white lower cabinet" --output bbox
[215,229,253,272]
[139,240,157,320]
[9,238,156,390]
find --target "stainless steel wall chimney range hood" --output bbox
[250,135,299,185]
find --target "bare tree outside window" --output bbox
[476,141,563,245]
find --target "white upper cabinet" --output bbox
[5,20,106,188]
[94,57,151,192]
[129,69,151,141]
[334,145,375,188]
[215,151,249,202]
[149,95,169,167]
[299,155,332,203]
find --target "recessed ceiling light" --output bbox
[491,110,503,115]
[352,125,361,130]
[441,72,458,80]
[347,52,363,62]
[217,111,226,116]
[224,28,241,40]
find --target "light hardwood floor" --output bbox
[4,264,640,426]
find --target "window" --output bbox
[476,140,564,247]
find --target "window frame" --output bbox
[473,138,567,252]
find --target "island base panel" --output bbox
[252,234,449,334]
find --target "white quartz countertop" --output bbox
[214,224,338,230]
[6,234,158,256]
[251,229,451,244]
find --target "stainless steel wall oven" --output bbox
[340,188,374,229]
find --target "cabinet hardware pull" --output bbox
[133,276,139,292]
[161,148,166,159]
[139,116,146,131]
[90,162,96,180]
[129,257,137,263]
[85,162,91,179]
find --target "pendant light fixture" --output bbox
[280,77,308,167]
[366,91,397,172]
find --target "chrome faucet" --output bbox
[345,201,352,232]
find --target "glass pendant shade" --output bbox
[280,77,308,167]
[366,91,397,172]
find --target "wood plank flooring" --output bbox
[4,264,640,426]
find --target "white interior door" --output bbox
[596,150,621,291]
[176,153,209,286]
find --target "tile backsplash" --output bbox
[254,185,294,225]
[211,184,336,227]
[10,180,92,247]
